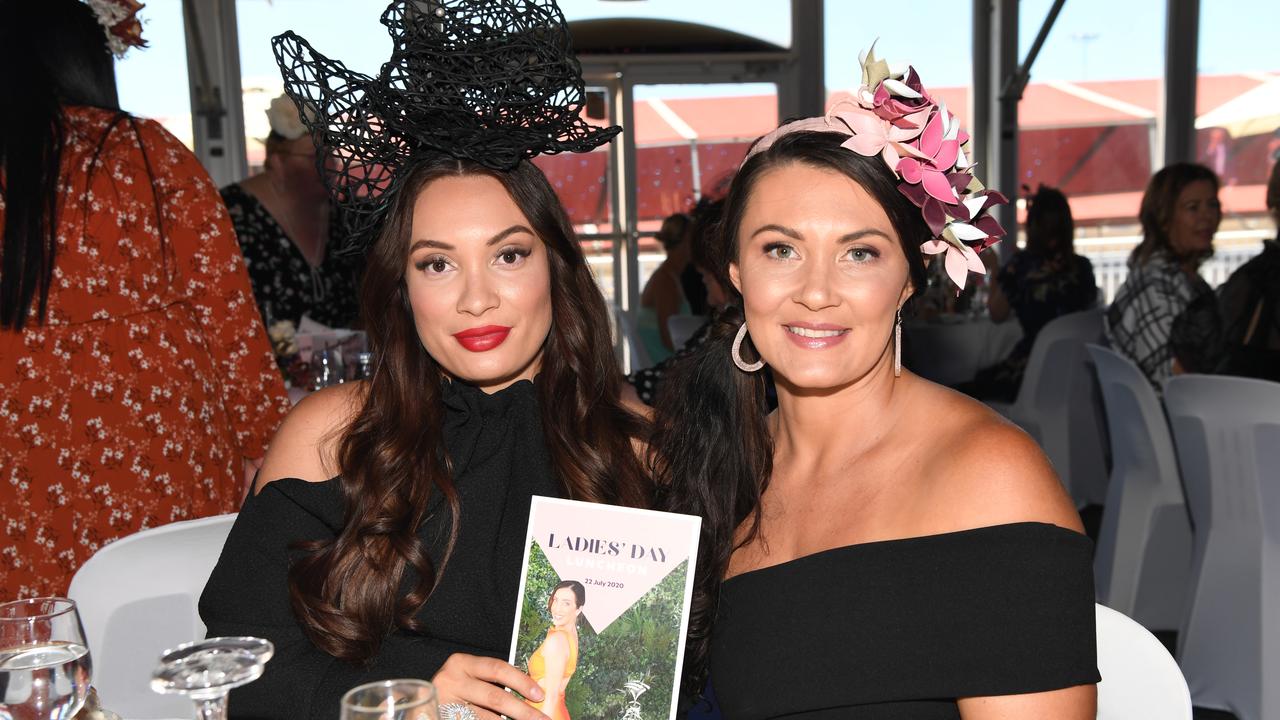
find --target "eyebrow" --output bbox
[409,224,535,253]
[749,224,892,243]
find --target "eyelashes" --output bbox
[760,242,881,264]
[412,245,533,274]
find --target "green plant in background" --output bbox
[514,539,689,719]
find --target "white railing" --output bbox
[1080,229,1268,303]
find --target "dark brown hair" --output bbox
[288,155,651,663]
[1132,162,1220,266]
[547,580,586,611]
[1023,185,1074,259]
[653,131,931,702]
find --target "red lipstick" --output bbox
[452,325,511,352]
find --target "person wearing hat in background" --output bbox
[220,95,363,330]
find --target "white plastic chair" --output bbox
[1087,344,1192,631]
[1095,603,1192,719]
[991,308,1110,507]
[1163,375,1280,720]
[67,514,238,719]
[667,313,707,351]
[610,302,652,370]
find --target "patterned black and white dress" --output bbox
[1106,250,1222,388]
[220,183,363,329]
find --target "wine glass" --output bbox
[0,597,92,720]
[150,636,273,720]
[339,679,437,720]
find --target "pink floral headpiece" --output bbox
[746,44,1007,292]
[85,0,148,58]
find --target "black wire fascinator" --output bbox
[272,0,620,252]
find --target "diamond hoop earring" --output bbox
[894,308,903,378]
[732,322,765,373]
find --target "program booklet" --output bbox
[508,496,701,720]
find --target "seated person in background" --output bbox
[626,199,726,406]
[1107,163,1224,387]
[637,212,694,362]
[220,95,362,329]
[968,186,1096,402]
[1214,159,1280,381]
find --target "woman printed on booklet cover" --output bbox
[526,581,585,720]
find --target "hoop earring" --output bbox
[894,308,903,378]
[732,322,765,373]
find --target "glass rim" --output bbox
[157,635,274,662]
[0,597,77,621]
[340,678,437,712]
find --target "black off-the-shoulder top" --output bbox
[710,522,1100,719]
[199,379,560,720]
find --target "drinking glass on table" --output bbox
[150,636,273,720]
[340,679,438,720]
[0,597,92,720]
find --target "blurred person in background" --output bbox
[1106,163,1224,387]
[1214,160,1280,381]
[221,95,362,329]
[637,211,693,362]
[0,0,289,598]
[626,198,726,405]
[967,186,1097,402]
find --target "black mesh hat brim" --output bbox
[272,0,621,254]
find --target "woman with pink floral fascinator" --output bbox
[652,45,1099,718]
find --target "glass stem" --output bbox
[194,697,229,720]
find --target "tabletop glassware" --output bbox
[0,597,93,720]
[339,679,437,720]
[309,348,344,390]
[150,636,273,720]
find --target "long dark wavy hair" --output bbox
[1,0,125,330]
[287,155,652,663]
[652,131,930,701]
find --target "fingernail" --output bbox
[529,686,544,701]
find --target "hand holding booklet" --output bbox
[509,497,701,720]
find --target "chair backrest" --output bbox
[1095,603,1192,719]
[1163,374,1280,720]
[611,302,652,370]
[667,313,706,352]
[1010,308,1110,506]
[67,514,237,719]
[1087,344,1191,630]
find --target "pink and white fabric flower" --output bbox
[746,42,1007,293]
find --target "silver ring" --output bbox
[438,702,479,720]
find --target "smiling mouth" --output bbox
[785,326,849,338]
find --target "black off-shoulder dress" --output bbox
[710,523,1100,719]
[199,379,559,720]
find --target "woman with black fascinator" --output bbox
[199,3,650,719]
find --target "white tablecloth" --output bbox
[902,316,1024,386]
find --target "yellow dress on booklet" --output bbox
[527,627,578,720]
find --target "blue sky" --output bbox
[117,0,1279,121]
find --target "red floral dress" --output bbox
[0,107,290,598]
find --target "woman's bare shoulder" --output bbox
[254,381,368,492]
[909,381,1084,534]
